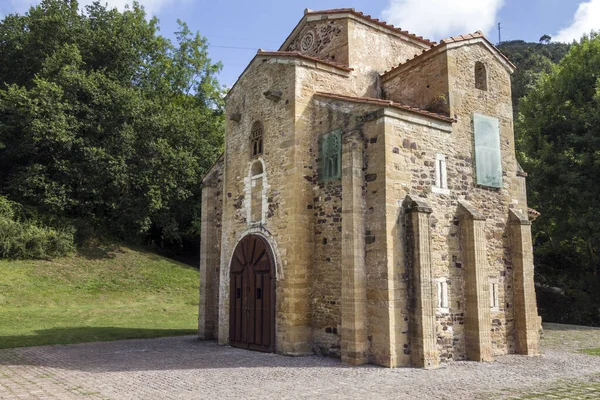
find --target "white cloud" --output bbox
[1,0,183,18]
[554,0,600,43]
[381,0,504,41]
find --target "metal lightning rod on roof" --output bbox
[497,22,502,45]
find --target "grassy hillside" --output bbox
[0,244,199,349]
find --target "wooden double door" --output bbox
[229,235,275,352]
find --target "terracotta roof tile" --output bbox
[314,92,455,123]
[257,50,353,72]
[438,30,514,67]
[381,30,515,79]
[305,8,436,47]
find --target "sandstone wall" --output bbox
[446,42,524,355]
[379,113,458,363]
[347,19,429,98]
[220,56,357,355]
[310,177,343,356]
[198,156,224,340]
[381,51,450,114]
[220,59,310,354]
[296,68,373,356]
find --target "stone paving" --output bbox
[1,324,600,399]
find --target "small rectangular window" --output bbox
[490,281,499,311]
[436,279,449,312]
[433,154,449,194]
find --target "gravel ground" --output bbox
[1,323,600,400]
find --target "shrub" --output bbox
[0,196,74,259]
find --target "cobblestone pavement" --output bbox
[1,324,600,400]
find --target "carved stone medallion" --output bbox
[300,30,315,52]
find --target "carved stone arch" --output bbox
[251,159,264,176]
[233,227,283,281]
[218,227,283,350]
[228,233,276,352]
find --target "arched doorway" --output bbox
[229,234,275,352]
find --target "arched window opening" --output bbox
[251,160,263,176]
[250,121,263,157]
[475,61,488,91]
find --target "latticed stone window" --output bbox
[318,129,342,182]
[250,121,263,157]
[475,61,488,91]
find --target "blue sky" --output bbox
[2,0,598,87]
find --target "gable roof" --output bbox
[314,92,455,123]
[381,31,515,80]
[280,8,436,52]
[439,31,515,69]
[224,50,352,100]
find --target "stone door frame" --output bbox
[220,228,282,351]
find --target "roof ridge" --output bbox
[314,92,455,123]
[304,8,436,47]
[257,50,353,71]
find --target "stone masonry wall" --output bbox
[307,99,378,358]
[380,113,461,363]
[220,59,305,354]
[447,42,525,355]
[382,51,450,115]
[198,157,224,340]
[311,179,343,357]
[347,19,429,98]
[220,57,359,355]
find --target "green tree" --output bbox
[517,33,600,325]
[0,0,224,254]
[498,40,570,119]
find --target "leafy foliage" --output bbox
[0,195,75,259]
[0,0,224,255]
[498,39,571,118]
[517,33,600,326]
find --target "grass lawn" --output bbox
[581,348,600,356]
[0,244,199,349]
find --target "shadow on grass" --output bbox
[0,327,351,372]
[543,322,600,331]
[77,243,124,260]
[75,242,198,270]
[0,327,197,353]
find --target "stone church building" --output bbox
[198,8,540,368]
